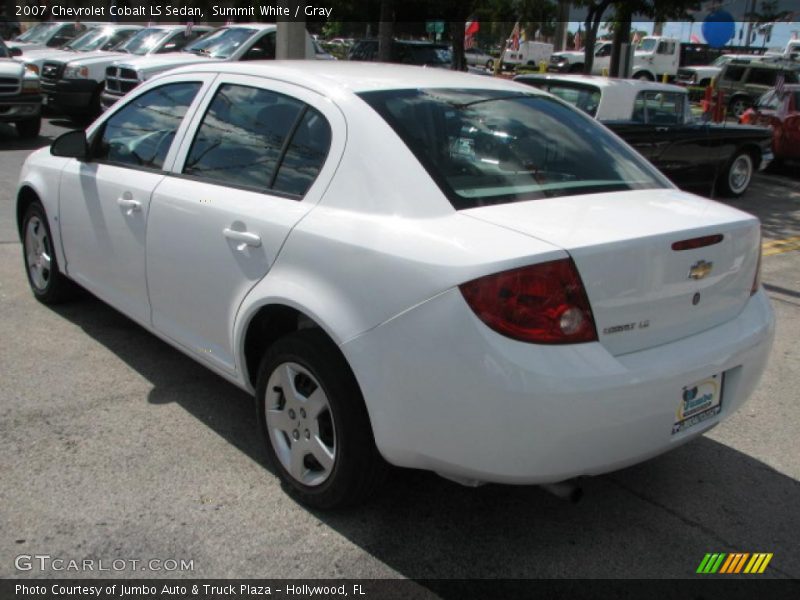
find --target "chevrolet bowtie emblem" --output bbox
[689,260,713,280]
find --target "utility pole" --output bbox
[276,1,306,59]
[554,0,570,52]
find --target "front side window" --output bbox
[360,89,668,210]
[183,84,331,197]
[94,82,201,170]
[242,32,275,61]
[722,66,746,82]
[633,91,686,125]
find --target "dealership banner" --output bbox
[3,579,800,600]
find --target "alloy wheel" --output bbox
[25,216,52,292]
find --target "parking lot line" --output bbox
[762,236,800,257]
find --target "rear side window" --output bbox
[746,68,777,87]
[633,91,687,125]
[360,88,668,210]
[94,82,201,170]
[183,84,330,197]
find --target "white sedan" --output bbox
[17,62,774,508]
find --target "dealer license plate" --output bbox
[672,374,723,435]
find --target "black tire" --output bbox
[633,71,654,81]
[568,63,584,73]
[717,150,755,198]
[729,96,750,119]
[256,328,386,509]
[21,201,77,304]
[15,116,41,139]
[485,59,494,70]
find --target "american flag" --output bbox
[510,22,521,52]
[465,19,479,50]
[776,72,786,97]
[631,31,641,46]
[186,21,194,35]
[573,28,582,50]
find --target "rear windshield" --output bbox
[359,89,669,209]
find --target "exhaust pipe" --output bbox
[540,480,583,503]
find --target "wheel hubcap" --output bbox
[265,362,336,487]
[729,155,753,194]
[25,216,51,291]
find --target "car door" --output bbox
[146,75,345,373]
[58,75,213,325]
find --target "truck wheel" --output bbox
[729,96,750,119]
[634,71,654,81]
[717,150,754,197]
[15,117,41,139]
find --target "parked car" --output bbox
[464,46,494,70]
[676,54,760,87]
[503,41,553,69]
[101,24,317,110]
[0,38,41,138]
[515,73,773,196]
[22,24,142,77]
[740,85,800,165]
[39,24,212,119]
[6,21,98,52]
[716,59,800,118]
[17,63,773,508]
[348,39,451,67]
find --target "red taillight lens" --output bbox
[751,236,762,296]
[459,258,597,344]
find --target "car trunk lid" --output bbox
[463,189,761,355]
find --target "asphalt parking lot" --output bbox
[1,118,799,584]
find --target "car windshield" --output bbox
[183,27,256,59]
[119,28,167,55]
[638,38,657,52]
[16,22,59,43]
[360,88,669,210]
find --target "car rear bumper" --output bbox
[0,94,41,122]
[343,287,775,485]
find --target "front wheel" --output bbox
[256,329,386,508]
[486,59,494,70]
[21,201,76,303]
[16,116,41,139]
[717,151,754,197]
[634,71,654,81]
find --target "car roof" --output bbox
[515,73,686,94]
[165,61,545,95]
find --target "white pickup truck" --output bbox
[39,24,212,119]
[0,39,42,138]
[549,36,681,81]
[102,24,316,110]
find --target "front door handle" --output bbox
[223,228,262,250]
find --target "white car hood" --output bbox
[552,51,584,60]
[0,59,25,77]
[67,51,126,66]
[113,52,212,74]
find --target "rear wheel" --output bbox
[15,116,41,139]
[717,151,754,197]
[256,328,386,508]
[485,59,494,70]
[634,71,654,81]
[729,96,750,119]
[21,201,76,304]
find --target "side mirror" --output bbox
[9,47,22,58]
[51,130,89,160]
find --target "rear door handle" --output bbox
[223,228,262,250]
[117,196,142,214]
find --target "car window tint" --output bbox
[639,91,685,125]
[183,84,304,192]
[360,88,668,210]
[272,108,332,196]
[242,32,275,61]
[95,82,201,170]
[542,84,601,117]
[723,66,746,82]
[746,68,777,87]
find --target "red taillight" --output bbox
[459,258,597,344]
[751,236,762,296]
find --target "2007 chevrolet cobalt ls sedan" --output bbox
[17,62,774,508]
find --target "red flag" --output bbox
[510,22,521,52]
[465,19,479,50]
[690,33,701,43]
